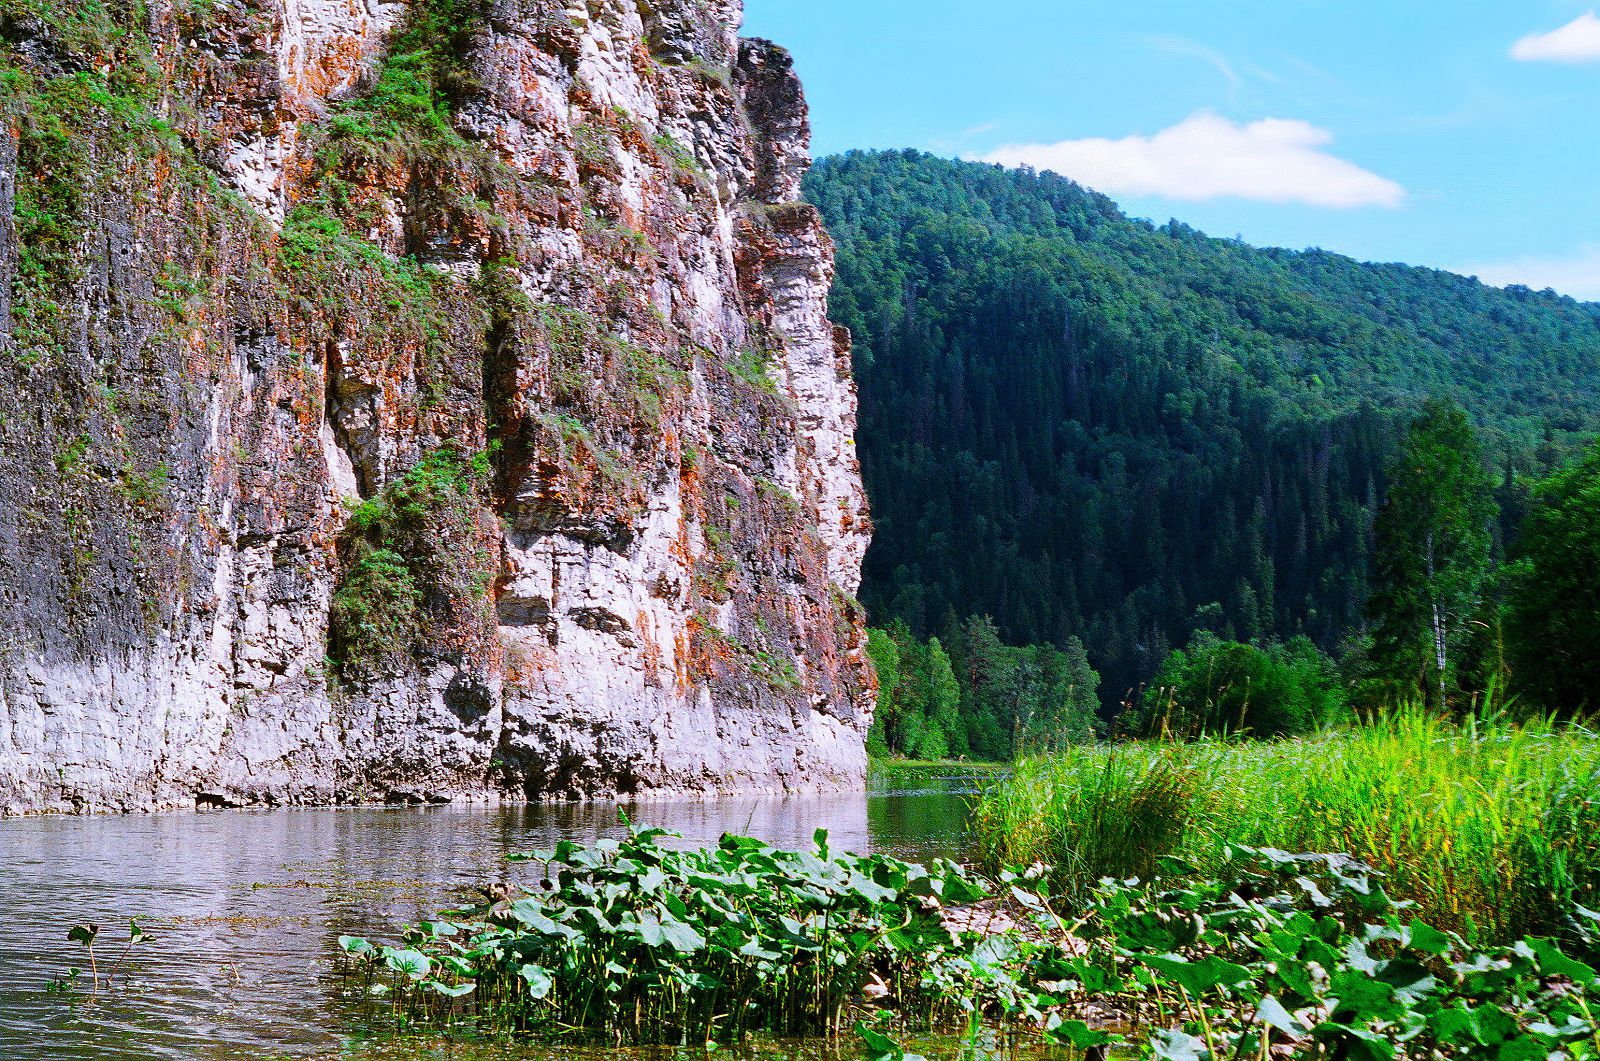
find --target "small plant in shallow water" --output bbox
[59,918,152,996]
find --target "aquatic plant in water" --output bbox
[336,822,1600,1059]
[337,823,1040,1045]
[1045,846,1600,1058]
[52,919,152,996]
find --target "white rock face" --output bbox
[0,0,873,814]
[220,0,405,219]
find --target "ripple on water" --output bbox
[0,771,980,1061]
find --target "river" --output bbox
[0,766,987,1061]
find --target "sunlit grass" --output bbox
[972,708,1600,943]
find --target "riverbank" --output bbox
[972,709,1600,943]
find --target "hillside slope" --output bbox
[806,149,1600,704]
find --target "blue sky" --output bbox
[743,1,1600,299]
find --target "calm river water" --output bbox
[0,767,986,1061]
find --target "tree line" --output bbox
[804,151,1600,754]
[868,403,1600,757]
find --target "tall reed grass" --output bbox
[972,709,1600,944]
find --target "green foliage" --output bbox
[279,206,446,313]
[1131,632,1346,738]
[868,618,1100,761]
[974,709,1600,944]
[330,548,424,669]
[537,305,682,427]
[571,121,617,174]
[863,629,900,757]
[730,346,781,395]
[652,132,705,180]
[344,447,490,544]
[340,825,1600,1058]
[1050,847,1600,1060]
[335,822,1024,1045]
[330,448,492,676]
[316,0,480,158]
[1366,400,1496,707]
[806,150,1600,710]
[4,64,161,359]
[1506,440,1600,712]
[116,460,170,512]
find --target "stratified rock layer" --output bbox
[0,0,873,813]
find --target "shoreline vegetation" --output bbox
[331,804,1600,1060]
[971,709,1600,947]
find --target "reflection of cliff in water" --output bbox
[0,770,977,1061]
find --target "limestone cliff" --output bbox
[0,0,873,813]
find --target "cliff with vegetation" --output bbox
[0,0,873,814]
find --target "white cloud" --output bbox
[1456,247,1600,301]
[978,112,1404,208]
[1511,11,1600,63]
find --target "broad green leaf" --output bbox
[337,935,376,956]
[381,948,431,980]
[1043,1016,1120,1048]
[1148,1027,1209,1061]
[1144,952,1253,995]
[425,980,475,998]
[1257,994,1307,1038]
[518,963,553,999]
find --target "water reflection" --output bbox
[0,768,990,1061]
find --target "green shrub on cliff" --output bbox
[330,548,424,670]
[330,447,494,678]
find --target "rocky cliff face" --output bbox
[0,0,873,813]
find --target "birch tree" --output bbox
[1367,400,1494,708]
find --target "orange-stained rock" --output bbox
[0,0,874,813]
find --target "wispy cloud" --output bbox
[1511,11,1600,63]
[978,112,1404,208]
[1146,36,1242,91]
[1456,247,1600,301]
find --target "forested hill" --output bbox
[804,149,1600,708]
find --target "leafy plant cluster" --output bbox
[730,346,781,395]
[277,206,453,352]
[333,825,1600,1060]
[1036,845,1600,1060]
[316,0,481,161]
[330,447,494,677]
[333,823,1029,1046]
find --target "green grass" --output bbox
[972,708,1600,945]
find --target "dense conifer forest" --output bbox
[805,150,1600,735]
